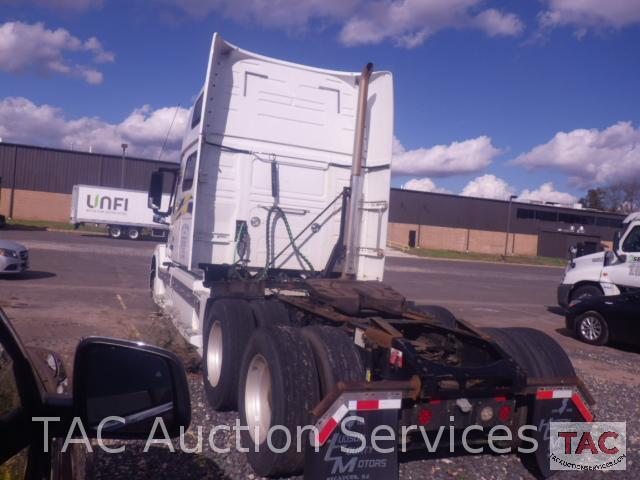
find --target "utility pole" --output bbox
[504,195,517,256]
[120,143,128,188]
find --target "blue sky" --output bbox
[1,0,639,203]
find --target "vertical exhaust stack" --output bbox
[342,63,374,279]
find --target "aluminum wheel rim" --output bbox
[580,316,602,341]
[206,321,223,387]
[128,229,139,239]
[111,227,121,237]
[244,354,272,445]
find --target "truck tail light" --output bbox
[418,408,433,425]
[498,405,512,422]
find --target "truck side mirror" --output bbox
[72,338,191,439]
[613,231,621,252]
[148,171,164,211]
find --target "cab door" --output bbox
[607,225,640,289]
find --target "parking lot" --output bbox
[1,230,638,479]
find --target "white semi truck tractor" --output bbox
[148,33,594,479]
[558,212,640,307]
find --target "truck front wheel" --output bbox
[569,284,602,303]
[202,299,255,410]
[239,325,320,477]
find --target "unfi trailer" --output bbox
[71,184,170,240]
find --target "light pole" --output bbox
[504,195,517,256]
[120,143,128,188]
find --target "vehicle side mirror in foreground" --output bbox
[73,338,191,439]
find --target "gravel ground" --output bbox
[86,348,639,480]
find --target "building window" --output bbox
[517,208,534,219]
[535,210,558,222]
[596,217,623,229]
[191,94,204,129]
[559,213,594,225]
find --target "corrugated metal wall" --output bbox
[0,142,176,193]
[389,188,625,238]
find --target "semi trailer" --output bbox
[148,33,594,479]
[71,184,170,240]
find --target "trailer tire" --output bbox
[481,327,575,379]
[250,299,290,327]
[239,325,320,477]
[301,325,365,397]
[108,225,123,239]
[412,305,458,328]
[202,299,255,411]
[127,227,141,240]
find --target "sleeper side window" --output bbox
[181,153,197,192]
[191,94,203,129]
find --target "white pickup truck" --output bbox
[558,211,640,306]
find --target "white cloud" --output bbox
[512,121,640,188]
[339,0,523,47]
[157,0,358,29]
[539,0,640,36]
[472,9,525,37]
[392,135,501,177]
[518,182,577,204]
[155,0,522,47]
[401,177,451,194]
[460,174,515,200]
[0,0,102,10]
[0,97,188,160]
[0,21,114,84]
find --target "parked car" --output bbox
[0,306,191,479]
[0,239,29,274]
[565,291,640,345]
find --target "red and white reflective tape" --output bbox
[536,388,594,422]
[313,392,403,447]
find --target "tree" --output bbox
[580,188,607,210]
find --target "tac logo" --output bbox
[550,422,626,471]
[86,194,129,212]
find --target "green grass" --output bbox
[5,219,106,233]
[399,246,567,267]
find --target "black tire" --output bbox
[127,227,141,240]
[413,304,458,328]
[250,299,290,327]
[202,299,255,410]
[482,327,575,479]
[482,327,575,379]
[239,326,320,478]
[301,325,365,397]
[569,284,602,303]
[575,311,609,345]
[108,225,123,239]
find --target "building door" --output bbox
[408,230,417,248]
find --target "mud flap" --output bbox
[531,387,594,477]
[304,392,402,480]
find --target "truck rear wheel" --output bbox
[412,304,458,328]
[127,227,141,240]
[239,325,320,477]
[482,327,575,378]
[250,299,290,327]
[108,226,123,239]
[202,299,255,410]
[301,325,365,397]
[482,327,575,478]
